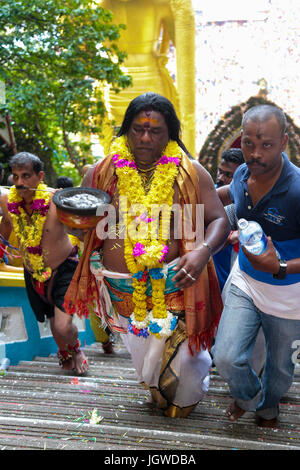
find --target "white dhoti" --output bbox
[90,252,211,417]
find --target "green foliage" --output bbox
[0,0,131,184]
[52,153,82,186]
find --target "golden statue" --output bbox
[99,0,196,156]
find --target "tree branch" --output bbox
[61,109,81,173]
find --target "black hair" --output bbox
[117,92,192,158]
[221,148,244,166]
[56,176,74,188]
[242,104,287,136]
[9,152,44,174]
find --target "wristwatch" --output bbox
[272,259,287,279]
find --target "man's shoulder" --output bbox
[0,187,9,199]
[91,156,113,173]
[190,158,201,171]
[285,158,300,181]
[233,162,248,178]
[0,190,8,210]
[277,154,300,196]
[190,158,211,177]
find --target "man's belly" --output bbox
[102,237,180,273]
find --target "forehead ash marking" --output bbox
[245,116,278,140]
[136,116,159,125]
[256,126,263,139]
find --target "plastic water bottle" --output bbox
[0,358,10,374]
[238,218,267,255]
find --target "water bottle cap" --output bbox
[238,218,249,230]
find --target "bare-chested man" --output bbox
[0,152,88,374]
[64,93,230,418]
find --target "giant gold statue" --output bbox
[100,0,196,156]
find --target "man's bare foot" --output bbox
[102,340,114,354]
[67,339,88,375]
[58,350,88,375]
[225,401,246,421]
[60,357,74,371]
[255,416,279,429]
[145,396,157,408]
[58,340,88,375]
[71,350,89,375]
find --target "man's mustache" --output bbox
[16,185,28,190]
[246,159,266,167]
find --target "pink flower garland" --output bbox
[31,199,50,216]
[7,199,49,216]
[7,201,24,215]
[156,155,180,166]
[7,196,50,267]
[112,154,137,169]
[132,242,146,257]
[112,153,180,170]
[159,244,169,263]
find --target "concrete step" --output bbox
[0,343,299,450]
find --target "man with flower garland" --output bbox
[64,93,230,417]
[0,152,88,375]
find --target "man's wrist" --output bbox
[201,242,213,260]
[272,259,287,279]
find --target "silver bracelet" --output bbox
[202,242,213,259]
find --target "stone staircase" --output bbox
[0,342,299,451]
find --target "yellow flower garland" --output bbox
[7,184,52,282]
[111,135,182,338]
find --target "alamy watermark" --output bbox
[96,197,205,251]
